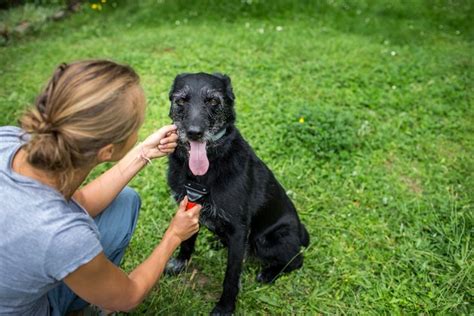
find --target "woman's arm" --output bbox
[74,125,177,217]
[64,198,200,312]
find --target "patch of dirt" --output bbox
[180,267,220,301]
[400,175,423,195]
[384,154,396,171]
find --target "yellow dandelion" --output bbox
[299,116,305,124]
[101,0,107,3]
[91,3,98,10]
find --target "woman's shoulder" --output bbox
[0,126,25,172]
[0,126,27,146]
[0,125,23,136]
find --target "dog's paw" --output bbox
[256,269,278,284]
[165,257,186,275]
[210,304,234,316]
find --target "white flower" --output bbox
[276,26,283,32]
[390,51,396,56]
[257,28,264,34]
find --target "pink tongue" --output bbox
[188,141,209,176]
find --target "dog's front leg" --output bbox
[211,230,247,315]
[165,232,198,275]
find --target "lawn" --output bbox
[0,0,472,314]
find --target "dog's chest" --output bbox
[170,189,231,234]
[200,203,231,233]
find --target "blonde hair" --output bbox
[19,60,146,194]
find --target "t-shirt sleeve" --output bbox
[44,218,103,281]
[0,126,26,148]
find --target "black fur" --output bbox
[166,73,309,314]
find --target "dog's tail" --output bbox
[299,224,309,247]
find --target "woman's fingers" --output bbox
[140,124,179,159]
[178,196,188,211]
[142,124,177,149]
[160,133,178,145]
[187,204,202,217]
[159,149,175,154]
[158,124,177,138]
[157,140,178,156]
[156,130,178,156]
[159,142,177,150]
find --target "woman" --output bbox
[0,60,201,315]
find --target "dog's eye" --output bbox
[175,99,186,106]
[207,98,219,106]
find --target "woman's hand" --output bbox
[141,124,178,159]
[165,197,201,244]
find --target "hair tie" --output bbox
[36,121,54,134]
[35,63,69,115]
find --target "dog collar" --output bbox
[210,128,227,142]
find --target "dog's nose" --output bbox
[187,126,204,140]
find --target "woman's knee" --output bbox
[108,186,141,234]
[94,186,141,262]
[118,186,141,222]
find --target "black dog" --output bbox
[165,73,309,314]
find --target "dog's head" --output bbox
[169,72,235,142]
[168,73,236,176]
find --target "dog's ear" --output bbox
[169,73,188,119]
[169,73,189,101]
[212,73,235,102]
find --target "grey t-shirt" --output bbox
[0,126,102,315]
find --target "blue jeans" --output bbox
[48,187,141,315]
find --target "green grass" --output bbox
[1,0,473,314]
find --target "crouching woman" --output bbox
[0,60,200,315]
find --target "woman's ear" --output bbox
[97,144,115,162]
